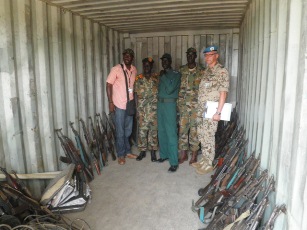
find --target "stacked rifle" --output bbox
[192,123,286,230]
[48,112,116,213]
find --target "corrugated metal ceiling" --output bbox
[42,0,250,33]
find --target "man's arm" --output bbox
[212,91,227,121]
[106,83,115,113]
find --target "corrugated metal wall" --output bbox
[0,0,122,197]
[124,30,239,104]
[238,0,306,229]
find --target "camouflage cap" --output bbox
[160,53,172,61]
[186,47,197,54]
[142,57,154,64]
[203,46,218,53]
[122,48,135,57]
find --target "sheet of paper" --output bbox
[203,101,233,121]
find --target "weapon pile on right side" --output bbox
[192,113,286,230]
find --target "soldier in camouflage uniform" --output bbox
[178,47,203,165]
[134,57,158,162]
[195,46,229,175]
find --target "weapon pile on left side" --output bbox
[0,112,116,229]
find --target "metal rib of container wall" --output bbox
[0,0,121,197]
[237,0,306,229]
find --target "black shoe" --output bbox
[151,150,157,162]
[157,158,169,163]
[168,165,178,172]
[136,151,146,161]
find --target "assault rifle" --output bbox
[261,204,286,230]
[98,113,117,161]
[69,122,93,177]
[79,118,101,175]
[55,129,93,183]
[94,114,108,164]
[89,116,106,168]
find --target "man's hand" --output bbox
[212,113,221,121]
[109,102,115,113]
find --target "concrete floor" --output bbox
[66,146,212,230]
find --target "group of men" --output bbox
[106,45,229,174]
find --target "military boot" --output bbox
[196,159,214,175]
[151,150,157,162]
[189,151,198,165]
[136,151,146,161]
[178,150,188,164]
[191,157,208,168]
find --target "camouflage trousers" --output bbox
[137,110,158,151]
[178,115,199,151]
[197,119,218,162]
[138,128,158,151]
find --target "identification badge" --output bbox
[128,88,133,93]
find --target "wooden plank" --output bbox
[206,34,214,46]
[147,37,153,57]
[152,37,159,72]
[0,172,61,180]
[188,35,194,48]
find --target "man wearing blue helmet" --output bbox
[194,46,229,174]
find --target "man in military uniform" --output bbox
[178,47,203,165]
[134,57,158,162]
[195,46,229,174]
[157,53,181,172]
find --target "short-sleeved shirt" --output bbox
[198,62,229,117]
[106,63,137,109]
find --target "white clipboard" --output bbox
[203,101,232,121]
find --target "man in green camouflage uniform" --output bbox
[195,46,229,174]
[134,57,158,162]
[178,47,203,165]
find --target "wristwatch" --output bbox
[216,112,221,115]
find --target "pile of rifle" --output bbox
[50,112,116,211]
[0,167,90,229]
[192,121,286,230]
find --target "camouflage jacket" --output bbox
[134,73,159,110]
[178,64,203,113]
[198,62,229,118]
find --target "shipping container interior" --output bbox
[0,0,306,229]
